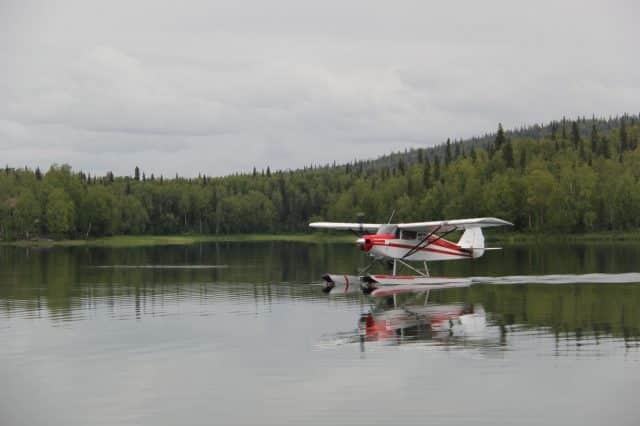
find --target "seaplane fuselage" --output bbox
[355,224,480,262]
[357,233,473,261]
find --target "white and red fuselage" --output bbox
[356,227,476,262]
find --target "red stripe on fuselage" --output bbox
[373,242,472,258]
[361,233,472,258]
[428,236,462,251]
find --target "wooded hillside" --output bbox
[1,115,639,240]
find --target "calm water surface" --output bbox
[1,242,640,426]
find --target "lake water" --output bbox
[1,241,640,426]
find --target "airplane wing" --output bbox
[397,217,513,232]
[309,222,381,232]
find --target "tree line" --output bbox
[1,115,639,240]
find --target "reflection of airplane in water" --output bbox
[360,297,486,342]
[322,288,505,350]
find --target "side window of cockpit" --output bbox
[402,230,417,240]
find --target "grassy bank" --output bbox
[4,230,640,248]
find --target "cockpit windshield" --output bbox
[376,224,397,235]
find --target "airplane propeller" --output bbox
[350,212,367,238]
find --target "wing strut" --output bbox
[401,225,441,260]
[401,226,457,260]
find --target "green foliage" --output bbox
[46,188,75,236]
[0,115,639,240]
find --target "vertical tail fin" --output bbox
[458,227,485,258]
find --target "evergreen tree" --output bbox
[571,121,581,150]
[495,124,506,150]
[422,157,431,188]
[590,121,599,153]
[600,136,611,159]
[134,166,140,181]
[433,155,441,181]
[503,139,515,168]
[620,117,629,152]
[35,167,42,180]
[445,139,452,166]
[398,158,406,175]
[519,148,527,171]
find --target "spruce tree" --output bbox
[445,139,452,166]
[600,136,610,159]
[134,166,140,181]
[495,124,506,150]
[519,148,526,171]
[571,121,581,150]
[503,140,514,168]
[620,117,629,152]
[422,157,431,188]
[590,121,599,153]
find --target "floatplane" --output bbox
[309,217,513,297]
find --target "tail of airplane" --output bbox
[458,227,485,258]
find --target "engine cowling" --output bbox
[356,236,374,252]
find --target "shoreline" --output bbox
[1,234,355,248]
[3,231,640,248]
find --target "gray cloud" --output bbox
[1,0,638,176]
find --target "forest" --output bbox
[1,115,639,241]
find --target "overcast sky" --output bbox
[1,0,638,177]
